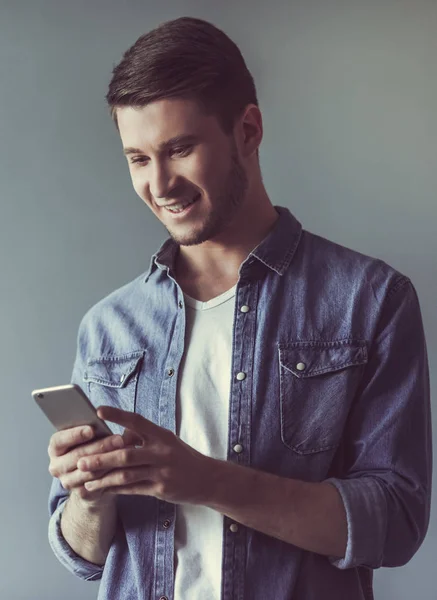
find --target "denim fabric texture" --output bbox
[48,206,432,600]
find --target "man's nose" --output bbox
[149,160,176,200]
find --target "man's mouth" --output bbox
[163,193,201,214]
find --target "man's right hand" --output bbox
[48,425,140,506]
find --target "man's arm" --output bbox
[48,478,105,580]
[324,277,432,569]
[203,277,432,568]
[205,459,347,558]
[66,276,430,571]
[60,490,117,566]
[48,316,111,580]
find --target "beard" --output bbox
[164,139,249,247]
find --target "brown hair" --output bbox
[105,16,259,137]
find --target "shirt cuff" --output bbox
[323,476,387,570]
[48,498,104,581]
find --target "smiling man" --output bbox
[47,16,432,600]
[117,97,276,298]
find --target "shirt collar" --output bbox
[144,205,302,282]
[247,205,302,276]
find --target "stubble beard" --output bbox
[164,141,249,247]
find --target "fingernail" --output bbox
[82,427,92,439]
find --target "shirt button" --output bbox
[167,368,175,377]
[236,372,246,381]
[178,300,183,308]
[296,362,306,371]
[159,596,168,600]
[233,444,243,454]
[240,305,250,313]
[163,520,171,529]
[230,523,239,533]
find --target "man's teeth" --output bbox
[166,196,198,213]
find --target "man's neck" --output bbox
[176,204,278,280]
[173,202,279,301]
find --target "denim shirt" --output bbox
[48,206,432,600]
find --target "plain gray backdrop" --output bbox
[1,1,435,598]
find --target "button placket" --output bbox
[223,284,258,600]
[153,279,184,600]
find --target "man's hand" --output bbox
[77,406,214,504]
[48,424,141,506]
[72,407,347,558]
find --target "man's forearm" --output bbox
[60,490,118,566]
[203,459,347,558]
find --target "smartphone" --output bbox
[32,383,113,439]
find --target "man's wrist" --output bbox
[69,488,117,514]
[200,456,249,509]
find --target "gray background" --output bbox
[1,1,435,598]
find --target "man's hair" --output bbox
[105,16,259,137]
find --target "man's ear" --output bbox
[239,104,263,159]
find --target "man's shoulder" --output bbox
[78,270,148,334]
[301,228,408,283]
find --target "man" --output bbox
[47,16,432,600]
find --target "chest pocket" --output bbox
[278,340,368,455]
[83,350,145,436]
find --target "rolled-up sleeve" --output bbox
[324,277,432,570]
[48,478,104,580]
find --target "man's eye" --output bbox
[130,146,192,166]
[172,145,192,156]
[130,157,148,165]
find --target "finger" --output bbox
[102,483,156,496]
[83,466,155,492]
[96,406,157,438]
[77,446,149,473]
[60,466,112,492]
[48,425,96,458]
[86,481,158,497]
[49,434,125,477]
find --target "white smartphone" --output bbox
[32,383,113,440]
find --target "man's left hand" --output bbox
[77,406,215,504]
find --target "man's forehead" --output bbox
[116,100,214,150]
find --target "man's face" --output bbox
[117,98,248,246]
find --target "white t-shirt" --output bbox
[174,284,237,600]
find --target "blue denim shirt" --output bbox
[48,206,432,600]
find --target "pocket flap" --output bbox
[83,350,145,388]
[279,340,367,378]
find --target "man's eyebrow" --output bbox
[123,134,199,156]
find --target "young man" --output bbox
[47,16,432,600]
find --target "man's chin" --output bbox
[165,219,220,247]
[166,227,209,247]
[170,234,209,247]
